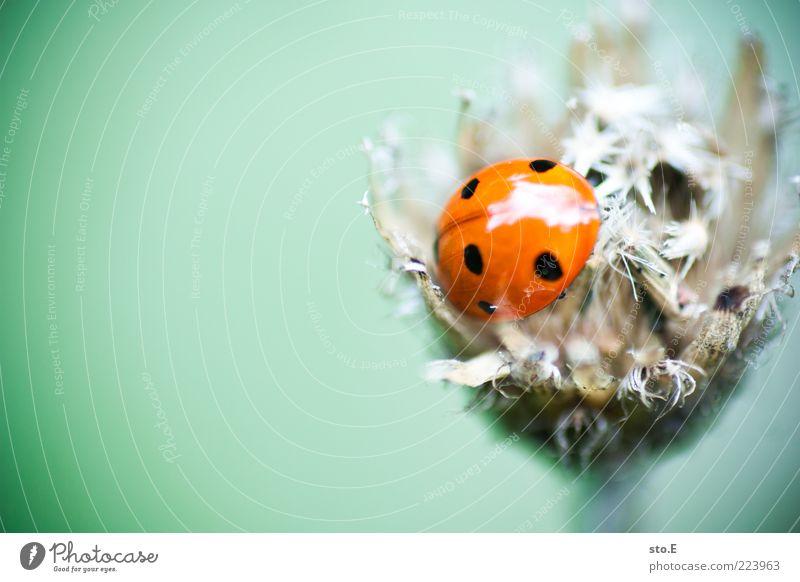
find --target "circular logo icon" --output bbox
[19,542,45,570]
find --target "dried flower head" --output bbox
[363,6,799,468]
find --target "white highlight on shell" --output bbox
[485,179,595,231]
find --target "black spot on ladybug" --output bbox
[461,177,479,199]
[534,252,563,281]
[529,159,557,173]
[714,285,749,312]
[464,244,483,275]
[478,300,497,314]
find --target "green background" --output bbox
[1,0,799,532]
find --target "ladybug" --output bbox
[434,158,600,321]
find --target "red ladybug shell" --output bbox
[435,158,600,321]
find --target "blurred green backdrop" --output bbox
[1,0,799,532]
